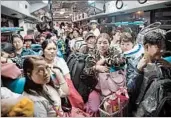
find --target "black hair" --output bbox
[11,34,23,43]
[165,30,171,51]
[46,33,53,39]
[1,42,15,54]
[23,56,59,105]
[41,39,57,56]
[143,31,165,48]
[60,22,65,29]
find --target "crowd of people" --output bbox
[1,19,171,117]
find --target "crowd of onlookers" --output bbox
[1,20,171,117]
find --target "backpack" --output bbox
[67,53,98,103]
[134,63,171,117]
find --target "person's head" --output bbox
[42,39,57,62]
[96,33,111,55]
[73,28,80,38]
[1,42,15,58]
[11,34,24,51]
[39,34,46,44]
[24,35,34,48]
[79,28,83,35]
[23,56,56,105]
[143,31,165,59]
[23,56,51,85]
[111,31,121,44]
[79,43,88,54]
[60,22,65,29]
[120,32,134,52]
[85,32,96,49]
[68,32,73,39]
[89,20,98,30]
[82,30,88,39]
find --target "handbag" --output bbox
[1,63,22,79]
[96,70,126,96]
[99,87,129,117]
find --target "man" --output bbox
[128,31,171,116]
[89,20,100,38]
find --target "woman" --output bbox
[41,39,85,110]
[10,34,36,68]
[110,31,122,53]
[83,33,125,116]
[22,56,69,117]
[70,28,84,52]
[83,33,125,75]
[41,39,70,79]
[23,35,35,49]
[84,32,97,54]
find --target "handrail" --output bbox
[137,0,147,4]
[116,0,124,9]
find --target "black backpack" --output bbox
[135,64,171,117]
[67,52,98,103]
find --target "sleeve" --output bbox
[58,58,70,76]
[11,56,24,69]
[33,101,48,117]
[105,47,125,67]
[83,54,96,76]
[1,87,20,99]
[57,88,68,98]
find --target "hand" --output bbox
[96,58,106,65]
[137,56,150,72]
[1,57,7,63]
[95,65,109,73]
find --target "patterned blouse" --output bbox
[11,48,37,69]
[83,47,125,76]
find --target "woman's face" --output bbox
[120,41,134,52]
[31,60,51,84]
[25,40,32,48]
[97,37,110,54]
[73,31,79,38]
[112,32,121,44]
[43,42,57,61]
[69,33,73,39]
[13,37,23,50]
[87,37,96,49]
[83,31,88,39]
[40,36,46,44]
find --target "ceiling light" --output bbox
[60,11,65,15]
[88,1,95,4]
[65,16,69,18]
[42,1,48,4]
